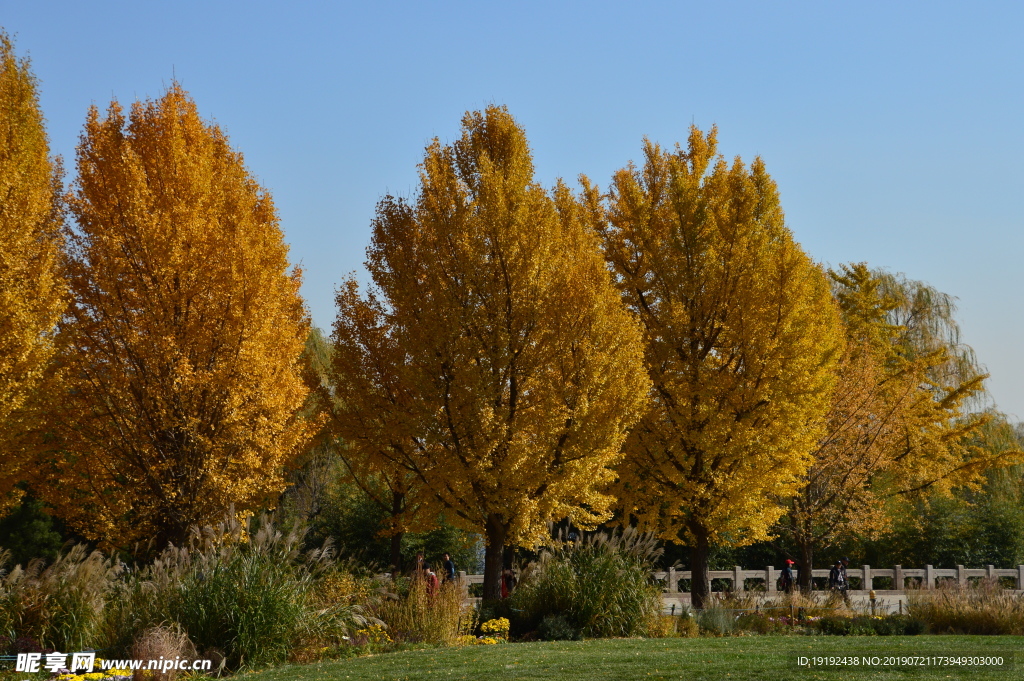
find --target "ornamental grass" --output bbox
[907,578,1024,635]
[370,576,474,646]
[507,527,663,639]
[2,514,375,670]
[0,545,118,652]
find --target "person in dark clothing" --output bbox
[828,560,844,589]
[829,559,849,603]
[779,559,795,594]
[442,552,456,582]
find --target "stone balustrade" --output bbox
[454,564,1024,601]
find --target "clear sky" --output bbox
[5,1,1022,417]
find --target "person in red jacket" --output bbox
[423,562,440,597]
[501,568,517,599]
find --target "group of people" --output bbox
[411,552,458,595]
[777,556,851,600]
[408,552,519,599]
[412,552,858,600]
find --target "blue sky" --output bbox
[5,1,1023,417]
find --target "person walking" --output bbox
[828,559,849,603]
[828,560,843,590]
[442,552,457,583]
[779,559,795,594]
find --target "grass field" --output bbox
[243,636,1024,681]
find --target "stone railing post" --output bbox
[862,565,871,591]
[925,565,935,590]
[667,567,677,594]
[733,566,744,592]
[1018,566,1024,591]
[894,565,903,591]
[987,565,996,580]
[957,564,966,586]
[767,566,777,593]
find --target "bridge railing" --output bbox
[453,564,1024,598]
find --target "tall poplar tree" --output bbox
[0,32,66,513]
[34,85,313,548]
[598,127,843,608]
[333,106,650,599]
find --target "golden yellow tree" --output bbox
[784,264,1013,589]
[334,106,650,599]
[33,84,313,548]
[326,281,435,571]
[0,32,67,513]
[597,127,843,608]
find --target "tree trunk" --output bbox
[390,531,403,574]
[690,526,711,610]
[390,491,405,573]
[483,513,507,601]
[798,541,813,593]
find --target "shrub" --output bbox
[814,614,923,636]
[131,625,196,681]
[695,606,735,636]
[816,615,863,636]
[102,514,369,670]
[537,614,581,641]
[645,615,682,638]
[677,614,700,638]
[172,515,369,668]
[0,545,118,651]
[3,514,374,667]
[873,615,925,636]
[0,498,64,567]
[508,528,663,638]
[907,579,1024,635]
[734,611,792,634]
[371,577,473,646]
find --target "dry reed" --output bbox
[907,578,1024,634]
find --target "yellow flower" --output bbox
[356,623,392,644]
[481,617,510,634]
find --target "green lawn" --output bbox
[244,636,1023,681]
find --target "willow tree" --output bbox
[783,264,1011,589]
[598,127,843,609]
[34,85,313,548]
[0,33,67,513]
[334,106,649,599]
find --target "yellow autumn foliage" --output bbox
[31,84,313,547]
[0,33,67,513]
[597,127,843,608]
[334,106,650,599]
[784,264,1019,587]
[329,280,435,566]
